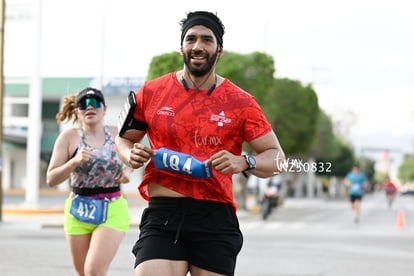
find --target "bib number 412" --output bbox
[75,201,97,220]
[70,196,109,225]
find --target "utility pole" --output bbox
[99,0,107,91]
[25,0,42,207]
[0,0,5,221]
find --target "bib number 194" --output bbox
[153,148,213,179]
[162,152,193,175]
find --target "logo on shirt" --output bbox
[157,107,175,117]
[210,111,231,127]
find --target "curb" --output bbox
[2,189,145,216]
[3,189,70,196]
[2,208,65,215]
[3,188,142,198]
[2,189,66,215]
[41,221,141,229]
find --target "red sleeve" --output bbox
[242,97,272,142]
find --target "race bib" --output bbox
[70,195,109,225]
[349,183,363,195]
[153,147,213,179]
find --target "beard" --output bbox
[183,50,218,77]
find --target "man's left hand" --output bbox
[206,150,247,174]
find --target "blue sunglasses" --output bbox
[78,97,104,110]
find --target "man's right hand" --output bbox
[128,143,154,169]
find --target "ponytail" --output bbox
[56,94,79,123]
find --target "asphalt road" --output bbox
[1,192,414,276]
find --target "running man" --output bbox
[116,11,285,276]
[344,164,368,223]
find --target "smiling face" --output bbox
[181,25,222,77]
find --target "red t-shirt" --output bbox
[133,72,272,209]
[385,179,397,194]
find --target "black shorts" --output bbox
[132,197,243,276]
[350,195,363,202]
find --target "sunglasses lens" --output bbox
[78,98,103,110]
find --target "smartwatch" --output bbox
[243,154,256,171]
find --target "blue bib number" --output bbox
[70,195,109,225]
[349,183,363,196]
[153,148,213,179]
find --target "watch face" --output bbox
[248,156,256,168]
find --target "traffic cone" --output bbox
[396,209,406,228]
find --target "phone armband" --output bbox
[117,91,148,137]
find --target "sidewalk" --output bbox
[1,189,147,229]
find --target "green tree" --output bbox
[216,51,275,105]
[357,156,376,189]
[310,109,339,159]
[265,78,319,156]
[147,51,182,80]
[317,138,354,177]
[398,154,414,183]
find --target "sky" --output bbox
[5,0,414,172]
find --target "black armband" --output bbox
[117,91,148,137]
